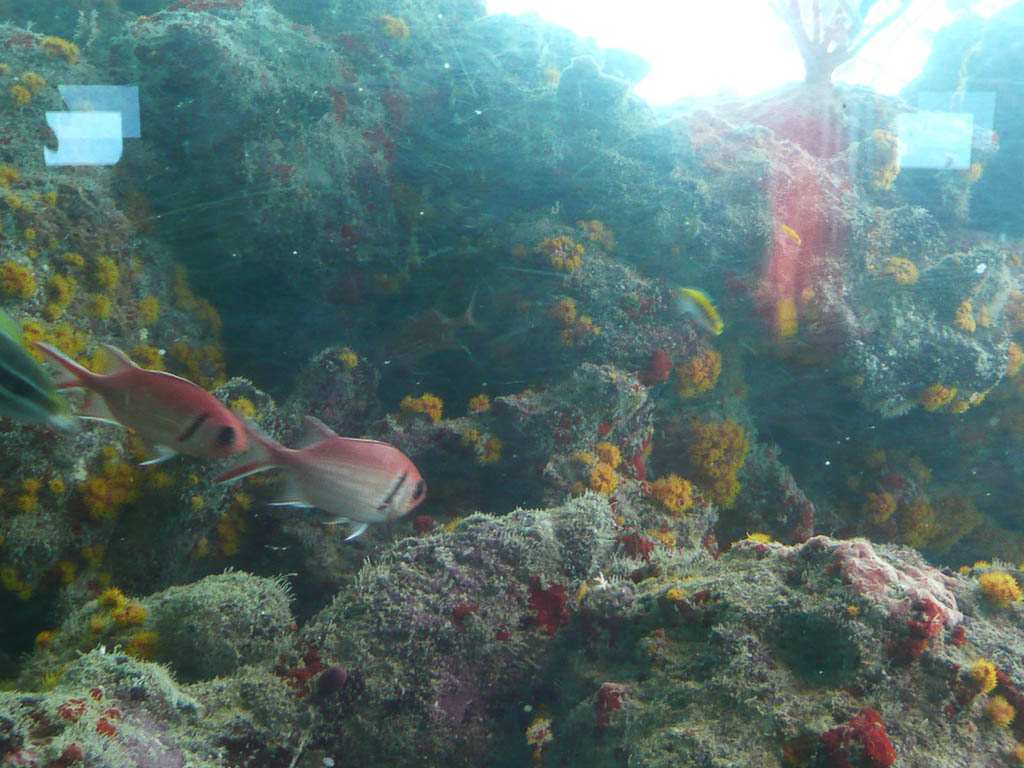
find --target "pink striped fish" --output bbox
[35,342,247,464]
[216,416,426,540]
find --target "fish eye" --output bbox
[217,426,236,446]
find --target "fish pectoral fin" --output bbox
[77,391,116,422]
[139,444,177,466]
[344,522,369,541]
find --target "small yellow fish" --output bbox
[674,287,724,335]
[781,224,802,245]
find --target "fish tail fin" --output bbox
[34,342,94,389]
[215,418,286,484]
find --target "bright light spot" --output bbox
[485,0,1018,103]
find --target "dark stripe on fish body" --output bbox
[177,411,210,443]
[377,471,407,512]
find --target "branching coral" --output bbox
[769,0,911,86]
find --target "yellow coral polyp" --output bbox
[577,219,615,250]
[41,36,80,62]
[688,420,749,509]
[230,397,256,418]
[649,474,694,513]
[919,383,957,412]
[971,658,999,694]
[401,393,443,424]
[0,165,19,187]
[550,298,577,326]
[132,345,165,371]
[338,347,359,369]
[674,348,722,398]
[954,300,976,332]
[80,544,104,567]
[126,630,159,660]
[81,462,140,521]
[380,15,410,40]
[21,71,45,94]
[987,695,1017,727]
[979,570,1022,607]
[45,274,77,319]
[9,84,30,105]
[1009,342,1024,377]
[542,235,585,272]
[868,129,901,190]
[0,260,37,298]
[138,295,161,324]
[478,437,502,465]
[92,255,120,291]
[864,491,896,525]
[468,394,491,413]
[111,601,147,628]
[594,441,621,469]
[86,294,112,319]
[885,257,919,285]
[589,462,618,494]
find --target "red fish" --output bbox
[217,416,426,540]
[35,342,247,464]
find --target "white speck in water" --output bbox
[976,262,987,275]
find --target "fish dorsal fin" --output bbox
[100,344,139,374]
[298,415,339,448]
[0,309,24,343]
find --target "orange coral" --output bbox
[0,260,37,298]
[589,462,618,494]
[971,658,998,694]
[987,695,1016,727]
[1009,342,1024,377]
[42,36,79,62]
[919,384,957,412]
[550,298,577,325]
[885,257,918,285]
[954,300,976,332]
[80,461,140,521]
[863,491,896,525]
[979,570,1022,607]
[468,394,491,413]
[594,442,621,469]
[401,393,443,424]
[687,420,749,508]
[674,348,722,398]
[126,630,159,660]
[577,219,615,250]
[541,236,584,272]
[649,474,694,513]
